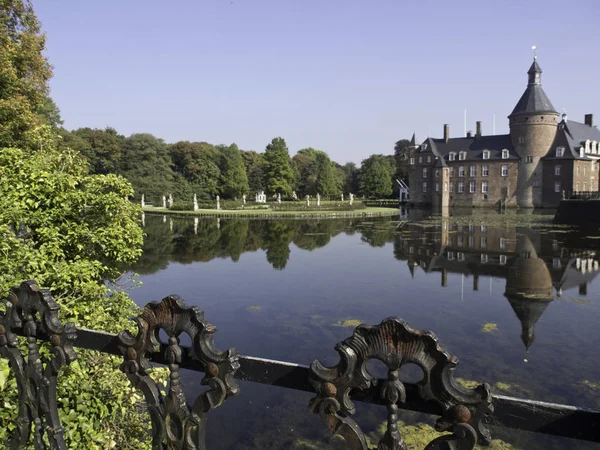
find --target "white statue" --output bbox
[216,195,220,210]
[341,193,344,202]
[216,218,220,229]
[169,218,173,232]
[168,194,173,208]
[193,194,198,211]
[194,217,198,235]
[306,195,310,206]
[141,212,145,227]
[316,193,321,207]
[349,192,354,205]
[277,193,281,203]
[162,195,166,208]
[141,194,145,208]
[242,194,246,205]
[292,191,298,200]
[163,215,166,223]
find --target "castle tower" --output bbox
[509,56,559,208]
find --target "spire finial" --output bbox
[531,45,537,60]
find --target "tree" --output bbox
[314,151,340,197]
[291,148,340,197]
[218,143,248,198]
[358,154,395,198]
[0,0,55,149]
[118,133,175,203]
[241,150,266,194]
[340,162,359,194]
[62,127,122,174]
[169,141,221,198]
[394,138,411,183]
[263,137,294,196]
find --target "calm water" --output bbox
[126,211,600,449]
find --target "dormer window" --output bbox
[448,152,456,161]
[421,143,428,151]
[459,151,467,161]
[482,150,490,160]
[409,157,414,165]
[501,149,509,159]
[556,147,565,157]
[585,141,590,153]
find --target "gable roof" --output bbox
[422,134,517,162]
[545,119,600,160]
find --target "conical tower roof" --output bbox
[509,58,557,117]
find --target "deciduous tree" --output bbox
[263,137,294,196]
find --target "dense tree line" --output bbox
[54,128,409,202]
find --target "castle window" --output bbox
[555,165,561,176]
[482,181,488,193]
[502,149,509,159]
[469,235,474,248]
[583,182,587,191]
[482,150,490,160]
[482,165,489,176]
[422,182,427,192]
[499,255,507,265]
[481,237,487,248]
[556,147,565,157]
[554,182,561,193]
[449,183,454,193]
[459,151,467,161]
[470,166,477,177]
[447,251,454,261]
[410,157,415,165]
[427,155,431,163]
[518,136,527,144]
[585,141,590,153]
[457,236,463,247]
[577,166,581,176]
[435,182,439,192]
[481,254,488,263]
[593,142,598,154]
[584,166,587,176]
[457,252,465,261]
[526,155,533,163]
[501,165,508,177]
[553,258,561,269]
[449,152,456,161]
[423,168,429,178]
[422,143,428,151]
[481,225,487,232]
[500,238,506,250]
[458,181,464,193]
[435,170,439,178]
[469,181,476,193]
[450,168,455,177]
[458,166,465,177]
[418,156,423,163]
[576,183,580,191]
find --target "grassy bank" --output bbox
[142,206,400,218]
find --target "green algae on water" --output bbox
[332,319,363,327]
[248,305,261,311]
[481,323,498,333]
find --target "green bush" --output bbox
[270,202,366,212]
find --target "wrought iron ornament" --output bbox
[118,295,240,449]
[0,280,77,450]
[309,317,493,450]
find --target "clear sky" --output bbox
[35,0,600,165]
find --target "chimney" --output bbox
[476,121,482,137]
[585,114,593,127]
[466,131,473,138]
[444,124,450,143]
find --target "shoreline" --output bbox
[142,206,400,219]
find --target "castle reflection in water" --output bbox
[394,208,600,354]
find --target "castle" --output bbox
[407,56,600,208]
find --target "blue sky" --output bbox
[36,0,600,164]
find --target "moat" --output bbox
[125,211,600,449]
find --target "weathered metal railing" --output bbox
[1,281,599,449]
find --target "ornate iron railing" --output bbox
[1,281,599,449]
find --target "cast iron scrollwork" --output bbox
[117,295,240,449]
[0,280,77,450]
[309,317,493,450]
